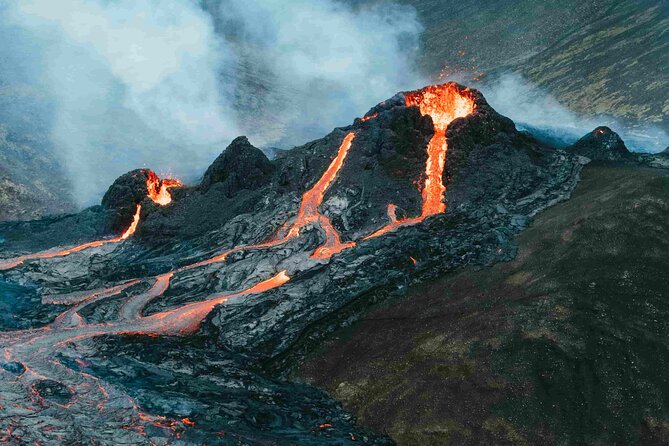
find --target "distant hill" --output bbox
[393,0,668,131]
[0,84,75,221]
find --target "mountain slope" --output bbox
[301,163,669,445]
[0,131,74,221]
[0,83,586,444]
[386,0,668,132]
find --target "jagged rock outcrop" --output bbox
[200,136,274,195]
[101,168,154,232]
[567,126,635,162]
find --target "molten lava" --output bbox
[120,204,141,240]
[366,84,476,239]
[145,271,290,335]
[287,132,355,237]
[287,131,356,258]
[0,204,143,271]
[146,172,182,206]
[186,132,357,268]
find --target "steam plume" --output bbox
[1,0,423,205]
[480,74,669,153]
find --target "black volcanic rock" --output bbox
[101,168,153,232]
[567,126,635,162]
[200,136,274,196]
[101,168,153,209]
[433,87,581,216]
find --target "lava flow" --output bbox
[287,131,356,258]
[185,131,357,268]
[0,204,142,271]
[0,84,478,443]
[0,173,180,271]
[366,84,476,239]
[0,270,289,443]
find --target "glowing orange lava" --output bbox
[186,132,357,268]
[0,204,143,271]
[120,204,141,240]
[139,271,290,335]
[147,172,182,206]
[287,132,356,258]
[365,84,476,239]
[288,132,355,237]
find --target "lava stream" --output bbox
[0,172,181,271]
[53,280,140,328]
[118,272,173,320]
[366,84,476,239]
[0,204,142,271]
[142,271,290,334]
[0,271,289,441]
[185,132,357,268]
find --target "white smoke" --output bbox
[479,73,669,153]
[0,0,424,206]
[217,0,423,146]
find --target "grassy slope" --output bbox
[385,0,668,132]
[518,1,669,129]
[300,164,669,445]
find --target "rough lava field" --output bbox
[0,82,667,445]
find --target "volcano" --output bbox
[0,82,647,444]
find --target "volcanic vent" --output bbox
[0,83,585,445]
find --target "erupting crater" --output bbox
[366,83,476,238]
[146,171,182,206]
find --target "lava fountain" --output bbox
[366,83,476,239]
[146,171,182,206]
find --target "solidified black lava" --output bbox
[0,82,613,445]
[101,168,155,232]
[199,135,275,195]
[32,379,73,405]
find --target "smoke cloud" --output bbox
[1,0,423,206]
[479,73,669,153]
